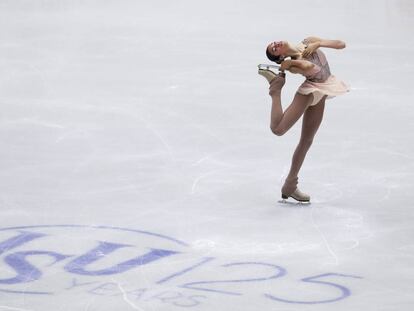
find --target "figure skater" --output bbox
[258,37,349,202]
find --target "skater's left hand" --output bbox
[302,42,320,58]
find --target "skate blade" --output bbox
[258,63,281,70]
[278,199,311,207]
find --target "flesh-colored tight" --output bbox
[268,77,326,195]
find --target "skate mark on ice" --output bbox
[310,208,339,265]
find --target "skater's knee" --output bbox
[270,125,286,136]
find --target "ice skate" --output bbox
[281,188,311,203]
[258,63,284,83]
[280,176,311,204]
[258,63,281,71]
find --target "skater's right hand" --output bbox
[280,59,292,72]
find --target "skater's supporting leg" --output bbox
[283,96,326,195]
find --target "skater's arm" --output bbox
[302,37,346,58]
[304,37,346,49]
[281,59,314,75]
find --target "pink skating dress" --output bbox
[296,40,349,106]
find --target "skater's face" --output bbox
[267,41,286,57]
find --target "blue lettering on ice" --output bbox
[156,257,215,284]
[0,250,71,284]
[264,273,363,304]
[0,225,363,305]
[0,231,60,294]
[0,231,179,284]
[179,262,287,296]
[0,231,46,256]
[64,241,179,276]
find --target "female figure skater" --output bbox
[258,37,349,202]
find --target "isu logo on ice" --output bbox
[0,225,189,295]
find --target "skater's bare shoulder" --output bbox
[303,36,346,49]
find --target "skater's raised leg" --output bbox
[269,91,312,136]
[258,71,313,136]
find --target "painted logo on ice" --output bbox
[0,225,363,308]
[0,225,187,294]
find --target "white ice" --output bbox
[0,0,413,310]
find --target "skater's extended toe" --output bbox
[258,68,277,83]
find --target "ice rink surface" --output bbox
[1,0,413,310]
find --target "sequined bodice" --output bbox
[306,50,331,82]
[299,40,331,83]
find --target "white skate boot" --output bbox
[280,177,311,204]
[257,64,285,83]
[281,188,311,203]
